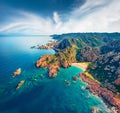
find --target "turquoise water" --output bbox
[0,36,112,113]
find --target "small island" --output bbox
[13,68,21,76]
[16,80,25,89]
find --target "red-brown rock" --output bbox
[72,76,78,81]
[13,68,21,76]
[48,64,60,78]
[79,73,120,112]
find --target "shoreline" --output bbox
[72,62,120,112]
[72,62,90,72]
[72,62,100,83]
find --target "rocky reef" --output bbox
[48,64,60,78]
[79,73,120,113]
[13,68,21,76]
[91,107,99,113]
[16,80,25,89]
[72,76,78,81]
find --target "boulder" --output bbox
[72,76,78,81]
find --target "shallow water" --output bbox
[0,35,112,113]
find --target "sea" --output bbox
[0,35,113,113]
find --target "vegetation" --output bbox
[37,33,120,93]
[89,43,120,92]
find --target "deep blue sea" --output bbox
[0,36,112,113]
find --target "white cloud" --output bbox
[0,0,120,34]
[53,12,61,24]
[63,0,120,32]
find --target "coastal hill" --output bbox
[57,33,120,93]
[89,39,120,92]
[36,32,120,112]
[36,33,120,90]
[37,33,120,92]
[52,33,120,41]
[53,33,105,50]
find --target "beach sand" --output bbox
[72,62,90,71]
[72,62,100,83]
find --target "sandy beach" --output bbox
[72,62,90,71]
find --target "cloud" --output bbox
[0,0,120,35]
[53,12,61,24]
[53,12,62,29]
[0,11,54,35]
[63,0,120,32]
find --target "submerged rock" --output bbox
[39,74,45,79]
[72,76,78,81]
[13,68,21,76]
[30,46,36,49]
[91,107,99,113]
[64,80,71,86]
[16,80,25,90]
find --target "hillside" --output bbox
[56,37,103,50]
[52,33,120,41]
[89,40,120,93]
[38,33,120,93]
[53,33,120,93]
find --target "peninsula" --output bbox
[36,33,120,112]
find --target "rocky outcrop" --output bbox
[61,61,72,68]
[39,41,57,49]
[91,107,99,113]
[72,76,78,81]
[79,73,120,113]
[64,80,71,86]
[36,47,76,78]
[48,64,60,78]
[13,68,21,76]
[36,55,60,78]
[39,45,49,49]
[16,80,25,89]
[36,55,48,68]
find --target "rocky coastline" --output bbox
[79,73,120,113]
[72,62,90,72]
[30,41,57,50]
[36,55,60,78]
[36,47,76,78]
[35,34,120,112]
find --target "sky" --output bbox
[0,0,120,35]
